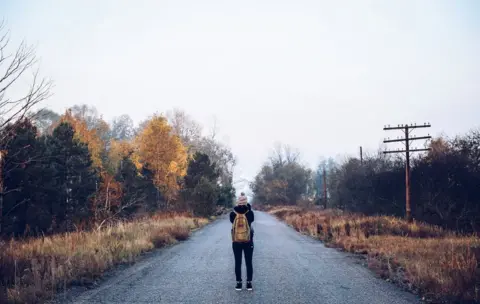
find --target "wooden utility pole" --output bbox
[359,146,363,165]
[383,123,431,222]
[323,166,327,209]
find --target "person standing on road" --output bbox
[230,192,254,291]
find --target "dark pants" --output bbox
[232,242,254,282]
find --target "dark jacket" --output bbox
[230,204,254,241]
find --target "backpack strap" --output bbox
[233,210,248,216]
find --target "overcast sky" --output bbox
[2,0,479,194]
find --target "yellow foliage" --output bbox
[57,111,127,221]
[109,139,142,172]
[136,115,187,201]
[58,110,105,170]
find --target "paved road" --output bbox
[61,211,420,304]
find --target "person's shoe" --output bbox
[235,281,242,291]
[246,281,253,291]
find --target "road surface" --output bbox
[59,211,420,304]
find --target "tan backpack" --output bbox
[231,210,251,243]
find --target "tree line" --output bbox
[0,22,236,238]
[0,106,236,237]
[251,132,480,233]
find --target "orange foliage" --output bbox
[93,172,123,220]
[136,115,187,201]
[58,110,124,220]
[58,110,105,169]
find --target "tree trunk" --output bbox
[0,188,3,235]
[105,179,110,211]
[0,151,4,235]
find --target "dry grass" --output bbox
[269,206,480,303]
[0,213,208,304]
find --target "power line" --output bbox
[383,123,432,222]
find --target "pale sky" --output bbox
[2,0,479,193]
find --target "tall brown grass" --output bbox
[269,206,480,303]
[0,213,208,304]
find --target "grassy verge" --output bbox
[269,206,480,303]
[0,213,208,303]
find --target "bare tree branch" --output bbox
[4,198,28,217]
[95,193,146,231]
[0,21,53,141]
[269,143,300,167]
[209,116,218,140]
[166,108,202,150]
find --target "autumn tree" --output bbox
[251,164,288,204]
[58,110,105,169]
[166,110,238,210]
[166,109,236,187]
[136,115,188,205]
[107,139,140,172]
[251,144,313,205]
[0,102,241,236]
[69,104,108,135]
[68,105,111,164]
[56,109,125,223]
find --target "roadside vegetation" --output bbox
[268,206,480,303]
[251,138,480,303]
[0,23,236,303]
[1,213,208,303]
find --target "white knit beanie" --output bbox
[237,193,248,206]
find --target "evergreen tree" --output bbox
[115,156,147,216]
[32,135,59,234]
[217,182,236,208]
[184,152,219,189]
[183,152,220,216]
[47,122,98,231]
[1,119,41,236]
[140,163,164,211]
